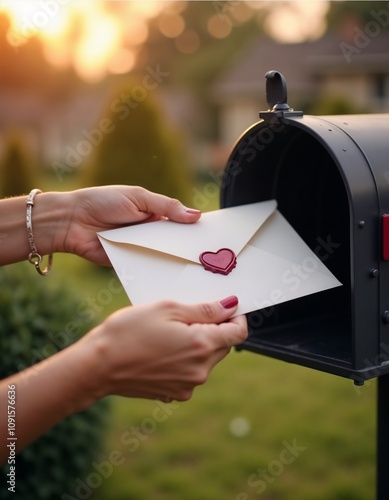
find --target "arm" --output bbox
[0,297,247,464]
[0,185,201,267]
[0,185,248,463]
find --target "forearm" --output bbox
[0,297,247,463]
[0,335,104,465]
[0,192,71,266]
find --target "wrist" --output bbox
[31,191,73,256]
[0,191,71,266]
[72,324,112,410]
[57,334,107,415]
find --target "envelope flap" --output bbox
[98,200,277,264]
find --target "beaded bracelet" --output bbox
[26,189,53,276]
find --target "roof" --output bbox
[211,33,389,103]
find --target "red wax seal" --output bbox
[199,248,237,275]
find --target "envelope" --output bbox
[97,200,342,317]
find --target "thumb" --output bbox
[135,189,201,224]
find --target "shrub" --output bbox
[0,133,35,198]
[82,82,194,206]
[0,263,110,500]
[307,95,368,115]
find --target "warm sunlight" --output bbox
[2,0,70,46]
[73,6,122,83]
[0,0,170,81]
[264,1,330,43]
[0,1,331,81]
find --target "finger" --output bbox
[168,295,239,325]
[216,314,248,348]
[133,187,201,224]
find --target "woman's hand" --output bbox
[83,296,248,403]
[0,185,200,267]
[0,296,247,462]
[60,185,201,266]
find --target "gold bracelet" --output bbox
[26,189,53,276]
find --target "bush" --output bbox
[82,82,194,206]
[0,133,35,198]
[0,263,110,500]
[307,95,368,115]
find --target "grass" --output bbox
[39,178,376,499]
[45,252,377,500]
[90,351,376,500]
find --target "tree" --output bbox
[82,82,194,206]
[325,1,389,34]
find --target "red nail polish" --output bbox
[220,295,238,309]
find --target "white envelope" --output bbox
[97,200,342,317]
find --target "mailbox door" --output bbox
[221,114,387,382]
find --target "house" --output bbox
[211,33,389,152]
[1,29,388,176]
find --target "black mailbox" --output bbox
[221,70,389,385]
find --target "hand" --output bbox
[83,296,248,402]
[1,185,196,267]
[0,296,247,460]
[61,185,201,266]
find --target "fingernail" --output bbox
[185,207,201,214]
[220,295,238,309]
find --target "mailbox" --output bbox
[221,70,389,385]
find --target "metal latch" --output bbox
[259,70,303,122]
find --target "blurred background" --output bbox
[0,1,388,499]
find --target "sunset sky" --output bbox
[0,1,330,82]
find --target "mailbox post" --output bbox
[220,70,389,500]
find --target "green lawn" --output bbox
[89,351,376,500]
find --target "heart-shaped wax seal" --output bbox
[199,248,237,275]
